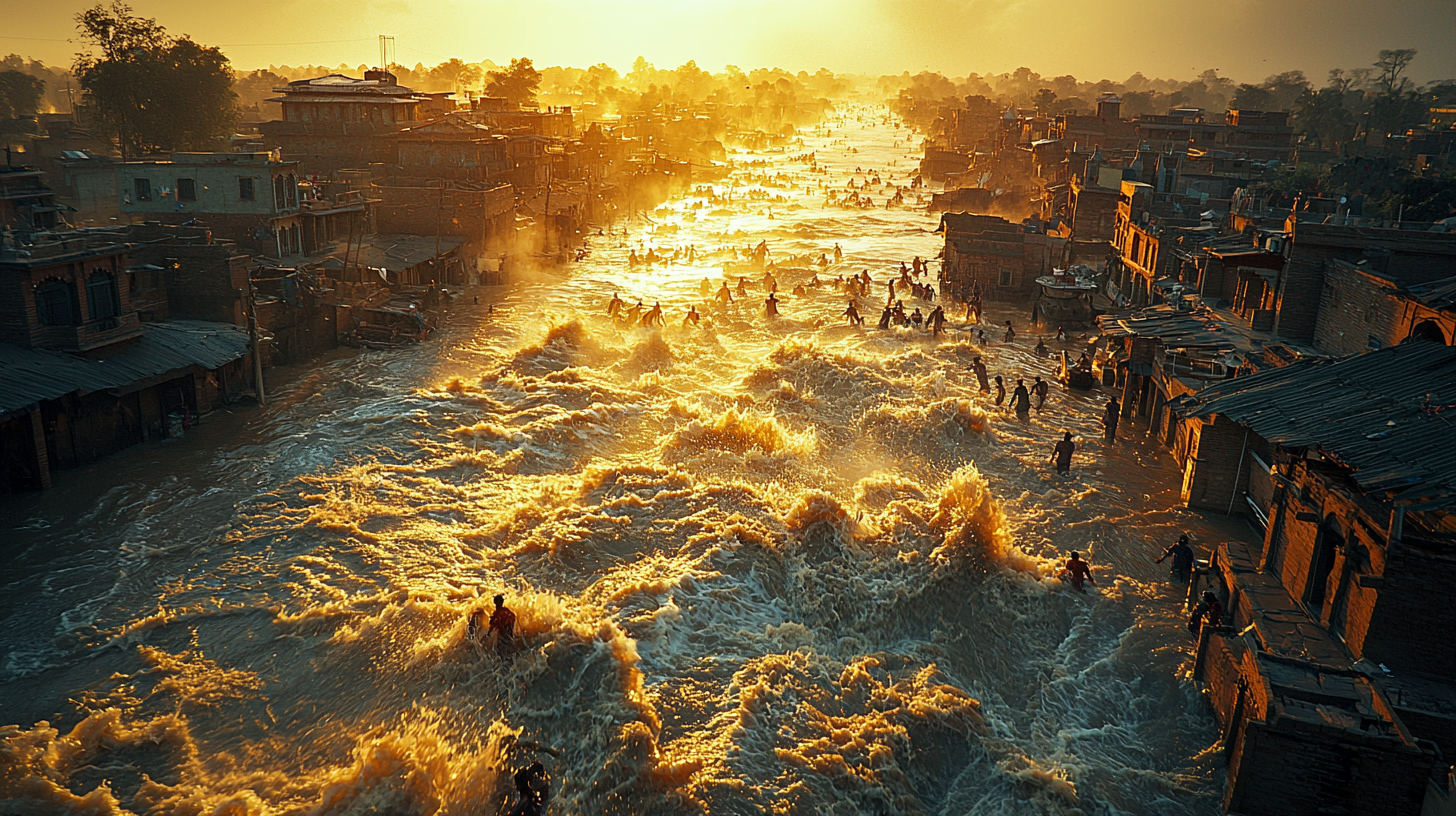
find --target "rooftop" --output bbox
[1176,341,1456,507]
[0,320,251,419]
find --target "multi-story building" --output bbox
[1171,341,1456,816]
[115,152,304,257]
[1048,95,1139,152]
[0,229,253,492]
[259,70,433,176]
[937,212,1065,302]
[0,166,61,235]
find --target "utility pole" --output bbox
[246,280,267,407]
[433,185,444,284]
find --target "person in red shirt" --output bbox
[1189,591,1224,636]
[1064,552,1095,593]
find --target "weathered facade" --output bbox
[1172,341,1456,815]
[0,230,253,492]
[116,153,305,258]
[937,212,1065,302]
[259,71,431,176]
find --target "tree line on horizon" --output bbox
[889,52,1454,153]
[2,1,1453,171]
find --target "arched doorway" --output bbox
[1407,319,1448,345]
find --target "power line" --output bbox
[0,34,377,46]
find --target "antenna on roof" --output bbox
[377,35,395,70]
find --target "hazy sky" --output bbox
[5,0,1456,85]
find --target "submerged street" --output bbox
[2,107,1252,815]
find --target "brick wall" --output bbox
[1226,720,1433,816]
[1362,545,1456,677]
[128,244,249,326]
[1273,244,1342,342]
[1312,261,1402,355]
[1186,414,1252,514]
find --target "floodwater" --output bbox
[0,105,1240,816]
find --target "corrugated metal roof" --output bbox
[341,234,465,274]
[1176,341,1456,503]
[1097,304,1241,349]
[0,321,251,418]
[1406,274,1456,311]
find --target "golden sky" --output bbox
[5,0,1455,84]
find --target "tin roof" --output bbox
[0,320,251,418]
[341,234,465,273]
[1405,274,1456,311]
[1175,341,1456,506]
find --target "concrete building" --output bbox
[115,153,304,258]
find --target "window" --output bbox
[134,177,152,202]
[273,175,286,209]
[285,174,297,207]
[177,178,197,202]
[35,279,76,326]
[239,177,255,201]
[87,271,120,321]
[998,267,1014,287]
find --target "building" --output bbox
[259,71,432,176]
[1223,109,1297,164]
[1313,263,1456,355]
[936,212,1065,302]
[1,166,62,235]
[393,113,509,184]
[1272,219,1456,345]
[0,230,253,492]
[1047,95,1139,152]
[370,183,516,281]
[115,153,304,257]
[1171,341,1456,815]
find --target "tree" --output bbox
[72,2,236,158]
[1374,49,1417,97]
[485,57,541,108]
[1294,87,1355,149]
[0,70,45,120]
[1262,70,1311,110]
[1032,88,1057,112]
[426,58,482,93]
[1381,175,1456,223]
[1230,83,1273,110]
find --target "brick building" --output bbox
[936,212,1065,302]
[393,114,509,184]
[370,183,516,281]
[0,230,253,492]
[1048,95,1139,151]
[1313,262,1456,356]
[1272,219,1456,345]
[1171,342,1456,815]
[259,71,432,176]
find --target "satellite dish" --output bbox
[1340,196,1348,204]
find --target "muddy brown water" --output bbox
[0,105,1250,816]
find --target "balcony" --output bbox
[29,312,143,352]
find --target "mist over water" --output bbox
[1,106,1230,815]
